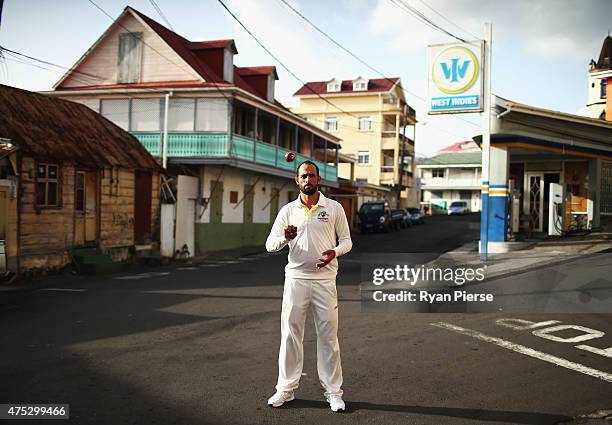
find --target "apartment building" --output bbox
[291,77,418,207]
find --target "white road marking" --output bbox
[576,344,612,358]
[39,288,85,292]
[495,318,561,330]
[532,325,605,343]
[177,267,198,271]
[432,322,612,383]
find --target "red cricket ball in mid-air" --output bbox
[284,151,296,162]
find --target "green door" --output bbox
[243,184,254,224]
[243,184,255,245]
[210,181,223,224]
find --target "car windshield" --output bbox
[450,202,466,207]
[361,204,384,213]
[407,208,420,214]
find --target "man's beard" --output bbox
[300,183,318,195]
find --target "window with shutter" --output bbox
[118,33,143,83]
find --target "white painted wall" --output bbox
[160,203,175,257]
[71,98,100,112]
[195,166,296,225]
[419,165,481,189]
[222,171,244,224]
[252,178,270,224]
[176,175,198,257]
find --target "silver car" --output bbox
[448,201,470,215]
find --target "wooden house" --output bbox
[48,6,345,256]
[0,84,162,275]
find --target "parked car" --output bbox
[358,201,394,233]
[407,207,425,224]
[448,201,470,215]
[391,209,411,229]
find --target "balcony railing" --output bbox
[133,132,338,181]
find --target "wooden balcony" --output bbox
[133,132,338,181]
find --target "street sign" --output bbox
[427,41,484,114]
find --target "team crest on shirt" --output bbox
[317,210,329,221]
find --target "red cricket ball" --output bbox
[284,151,296,162]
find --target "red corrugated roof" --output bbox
[188,39,237,52]
[293,78,399,96]
[59,8,287,109]
[238,66,278,79]
[438,140,480,153]
[129,7,275,100]
[129,7,225,84]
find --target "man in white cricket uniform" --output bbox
[266,160,352,412]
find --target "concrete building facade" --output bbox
[418,143,482,213]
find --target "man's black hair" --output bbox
[295,160,320,177]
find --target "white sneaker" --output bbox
[326,394,345,412]
[267,390,295,408]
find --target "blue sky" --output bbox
[1,0,610,156]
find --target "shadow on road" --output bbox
[284,398,572,424]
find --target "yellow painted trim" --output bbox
[486,141,612,161]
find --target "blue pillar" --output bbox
[481,146,509,245]
[488,185,508,241]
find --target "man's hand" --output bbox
[284,225,298,240]
[316,249,336,269]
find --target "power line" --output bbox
[217,0,477,157]
[0,45,101,83]
[389,0,465,42]
[216,0,380,124]
[148,0,174,31]
[85,0,237,107]
[275,0,480,132]
[413,0,478,40]
[4,45,457,159]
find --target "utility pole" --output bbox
[480,23,492,261]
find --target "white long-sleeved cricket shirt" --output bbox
[265,192,352,280]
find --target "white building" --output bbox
[417,141,481,213]
[578,34,611,120]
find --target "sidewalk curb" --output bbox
[478,246,612,285]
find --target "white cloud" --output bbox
[368,0,445,53]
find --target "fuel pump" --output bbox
[508,180,521,237]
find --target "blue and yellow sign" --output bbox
[428,41,483,114]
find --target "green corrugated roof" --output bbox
[417,151,482,166]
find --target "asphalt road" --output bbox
[1,214,610,425]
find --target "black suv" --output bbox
[358,201,394,233]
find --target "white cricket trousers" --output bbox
[276,277,343,396]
